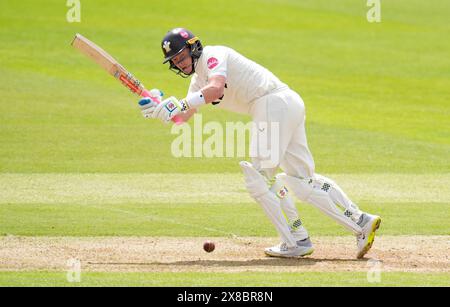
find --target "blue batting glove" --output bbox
[139,97,158,119]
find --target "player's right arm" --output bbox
[197,75,226,103]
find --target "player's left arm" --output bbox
[138,75,225,123]
[139,49,228,123]
[177,107,197,122]
[165,75,226,122]
[181,48,228,110]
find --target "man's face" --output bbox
[171,48,193,75]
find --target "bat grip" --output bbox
[141,90,184,124]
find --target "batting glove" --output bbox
[151,96,189,123]
[139,96,187,123]
[138,88,164,119]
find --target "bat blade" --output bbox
[71,33,120,76]
[71,33,146,96]
[71,33,183,124]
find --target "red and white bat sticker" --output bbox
[119,74,140,94]
[207,57,219,69]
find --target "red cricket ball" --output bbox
[203,241,215,253]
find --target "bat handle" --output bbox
[141,90,184,125]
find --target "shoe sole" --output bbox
[264,248,315,258]
[357,217,382,259]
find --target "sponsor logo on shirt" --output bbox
[207,57,219,69]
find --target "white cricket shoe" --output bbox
[265,238,314,258]
[356,213,382,259]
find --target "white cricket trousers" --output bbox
[249,88,315,178]
[248,88,365,235]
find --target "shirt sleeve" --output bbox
[205,47,228,78]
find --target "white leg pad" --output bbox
[270,174,299,223]
[279,174,362,234]
[239,161,297,247]
[271,174,309,240]
[315,174,363,221]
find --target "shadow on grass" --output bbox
[88,257,369,267]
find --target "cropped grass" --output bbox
[0,173,449,237]
[0,271,448,287]
[0,0,449,287]
[0,0,449,174]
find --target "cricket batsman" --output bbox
[139,28,381,259]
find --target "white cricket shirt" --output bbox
[187,46,288,114]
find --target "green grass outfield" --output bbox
[1,271,448,287]
[0,0,449,286]
[0,0,448,174]
[0,173,449,237]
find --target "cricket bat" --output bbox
[71,33,183,124]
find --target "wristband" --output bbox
[185,91,206,109]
